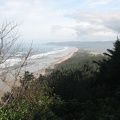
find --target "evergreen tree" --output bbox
[96,37,120,89]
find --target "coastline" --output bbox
[33,47,78,77]
[51,47,79,68]
[0,47,78,98]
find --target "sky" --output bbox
[0,0,120,43]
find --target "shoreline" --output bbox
[0,47,78,98]
[33,47,78,77]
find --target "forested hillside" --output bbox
[0,39,120,120]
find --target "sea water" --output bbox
[0,43,75,73]
[0,41,114,72]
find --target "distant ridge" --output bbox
[46,41,114,53]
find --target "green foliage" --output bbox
[96,38,120,90]
[1,38,120,119]
[20,71,35,87]
[47,51,103,100]
[0,71,64,120]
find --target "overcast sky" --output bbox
[0,0,120,43]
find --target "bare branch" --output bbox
[0,21,33,107]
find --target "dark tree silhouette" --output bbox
[95,37,120,89]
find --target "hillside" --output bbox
[0,39,120,120]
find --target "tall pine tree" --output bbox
[96,37,120,89]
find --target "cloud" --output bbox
[102,11,120,33]
[0,0,76,42]
[0,0,120,42]
[73,24,115,41]
[84,0,113,8]
[51,25,63,33]
[65,9,120,41]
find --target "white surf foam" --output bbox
[29,47,68,60]
[0,58,21,68]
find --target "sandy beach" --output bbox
[0,47,78,99]
[33,47,78,77]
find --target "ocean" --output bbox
[0,41,114,73]
[0,41,114,96]
[0,43,76,73]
